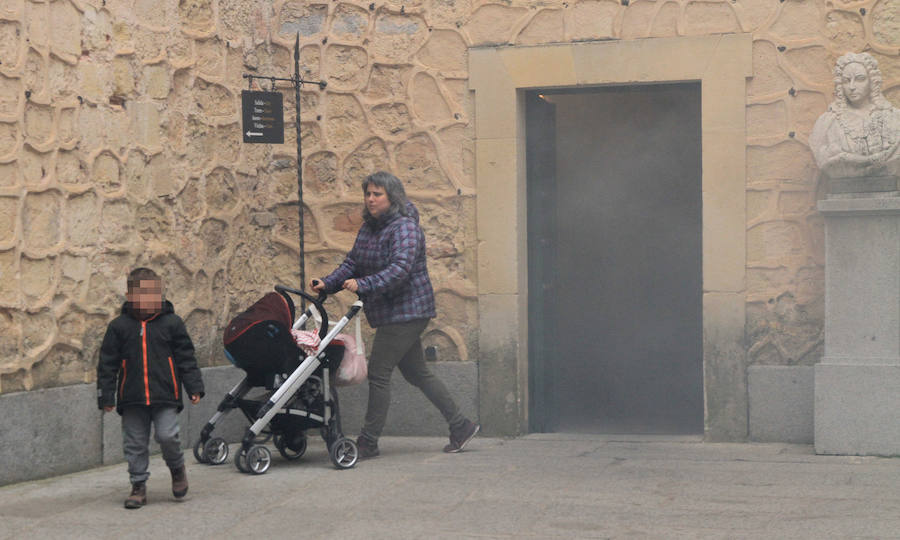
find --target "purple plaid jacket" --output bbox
[321,206,436,328]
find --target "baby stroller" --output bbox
[193,285,363,473]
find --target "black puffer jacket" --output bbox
[97,301,205,413]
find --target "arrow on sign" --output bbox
[246,131,263,137]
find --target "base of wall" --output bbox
[0,384,102,487]
[815,363,900,456]
[1,362,478,487]
[748,365,814,444]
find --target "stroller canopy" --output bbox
[224,291,295,346]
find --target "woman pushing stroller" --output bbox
[311,171,479,458]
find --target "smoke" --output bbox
[529,84,703,434]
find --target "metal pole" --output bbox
[294,33,306,309]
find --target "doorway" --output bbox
[528,83,703,434]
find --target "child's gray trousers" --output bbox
[121,405,184,484]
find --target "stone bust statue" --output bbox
[810,52,900,183]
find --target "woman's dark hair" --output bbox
[361,171,410,221]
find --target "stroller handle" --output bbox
[274,285,329,339]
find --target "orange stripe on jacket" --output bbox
[142,321,150,405]
[119,359,127,399]
[140,313,161,406]
[167,356,179,400]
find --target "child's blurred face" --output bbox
[127,279,163,317]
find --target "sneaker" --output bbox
[124,482,146,509]
[443,419,480,453]
[356,436,380,459]
[170,465,188,498]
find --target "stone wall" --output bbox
[2,0,900,396]
[0,0,479,394]
[741,0,899,367]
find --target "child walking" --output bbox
[97,267,205,509]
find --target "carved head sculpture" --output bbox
[831,52,891,112]
[811,52,900,184]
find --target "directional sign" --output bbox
[241,90,284,144]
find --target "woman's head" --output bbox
[361,171,409,220]
[832,52,889,111]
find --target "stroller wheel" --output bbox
[204,437,229,465]
[193,439,208,464]
[276,433,307,461]
[329,437,358,469]
[235,448,249,473]
[246,445,272,475]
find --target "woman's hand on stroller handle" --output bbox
[310,278,362,299]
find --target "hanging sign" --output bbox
[241,90,284,144]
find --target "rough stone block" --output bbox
[815,364,900,456]
[873,0,900,47]
[142,64,170,99]
[819,199,900,361]
[48,0,81,58]
[477,293,524,437]
[464,4,527,46]
[500,45,577,89]
[748,365,813,444]
[0,385,101,486]
[112,57,134,96]
[747,101,788,140]
[748,41,793,98]
[703,292,748,441]
[702,128,746,293]
[22,190,62,252]
[516,9,565,46]
[131,102,161,150]
[565,1,617,41]
[683,2,740,36]
[475,138,521,295]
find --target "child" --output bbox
[97,267,205,509]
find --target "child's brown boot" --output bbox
[124,482,146,509]
[170,465,188,498]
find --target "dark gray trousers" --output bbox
[121,405,184,484]
[360,319,465,443]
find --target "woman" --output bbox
[311,171,479,457]
[810,52,900,180]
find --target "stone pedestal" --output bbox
[815,194,900,456]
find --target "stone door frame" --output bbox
[469,34,752,440]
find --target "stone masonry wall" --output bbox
[0,0,479,394]
[2,0,899,394]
